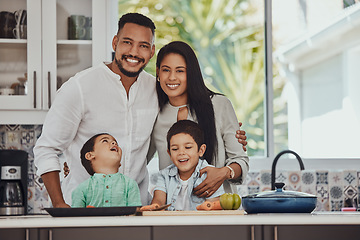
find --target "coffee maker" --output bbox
[0,150,28,216]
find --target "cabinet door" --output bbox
[42,0,104,110]
[0,0,42,110]
[0,0,109,114]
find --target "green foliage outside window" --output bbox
[118,0,288,156]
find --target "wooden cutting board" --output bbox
[139,210,245,216]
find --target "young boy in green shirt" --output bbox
[71,133,141,207]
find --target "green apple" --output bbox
[233,193,241,210]
[220,193,242,210]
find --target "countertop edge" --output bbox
[1,214,360,229]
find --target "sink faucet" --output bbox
[271,150,305,190]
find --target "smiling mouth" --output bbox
[122,55,144,64]
[127,58,139,63]
[166,84,180,89]
[178,159,189,163]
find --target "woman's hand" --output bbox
[236,122,247,152]
[193,166,229,198]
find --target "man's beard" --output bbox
[115,55,146,78]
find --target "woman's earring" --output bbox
[157,77,160,82]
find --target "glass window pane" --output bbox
[119,0,266,157]
[273,0,360,158]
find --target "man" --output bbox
[34,13,157,207]
[34,13,246,207]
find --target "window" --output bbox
[118,0,271,157]
[117,0,360,160]
[273,0,360,158]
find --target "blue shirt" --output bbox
[154,159,225,211]
[71,172,142,207]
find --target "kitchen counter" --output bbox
[1,212,360,240]
[1,211,360,228]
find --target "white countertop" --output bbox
[1,212,360,229]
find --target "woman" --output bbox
[149,41,249,197]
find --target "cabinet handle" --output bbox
[33,71,37,108]
[48,71,51,108]
[251,225,255,240]
[49,229,53,240]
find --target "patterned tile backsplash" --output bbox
[0,124,358,213]
[237,169,359,211]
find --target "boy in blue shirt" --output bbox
[146,120,225,211]
[71,133,141,207]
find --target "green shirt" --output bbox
[71,172,142,207]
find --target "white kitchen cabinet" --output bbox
[0,0,41,111]
[0,0,112,124]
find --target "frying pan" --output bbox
[242,182,317,214]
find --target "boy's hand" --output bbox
[139,203,160,211]
[193,167,228,198]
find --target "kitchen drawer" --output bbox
[49,227,151,240]
[153,225,252,240]
[263,225,360,240]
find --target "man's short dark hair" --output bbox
[166,120,204,151]
[80,133,109,176]
[118,13,156,36]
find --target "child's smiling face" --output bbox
[168,133,206,180]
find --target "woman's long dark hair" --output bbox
[156,41,218,164]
